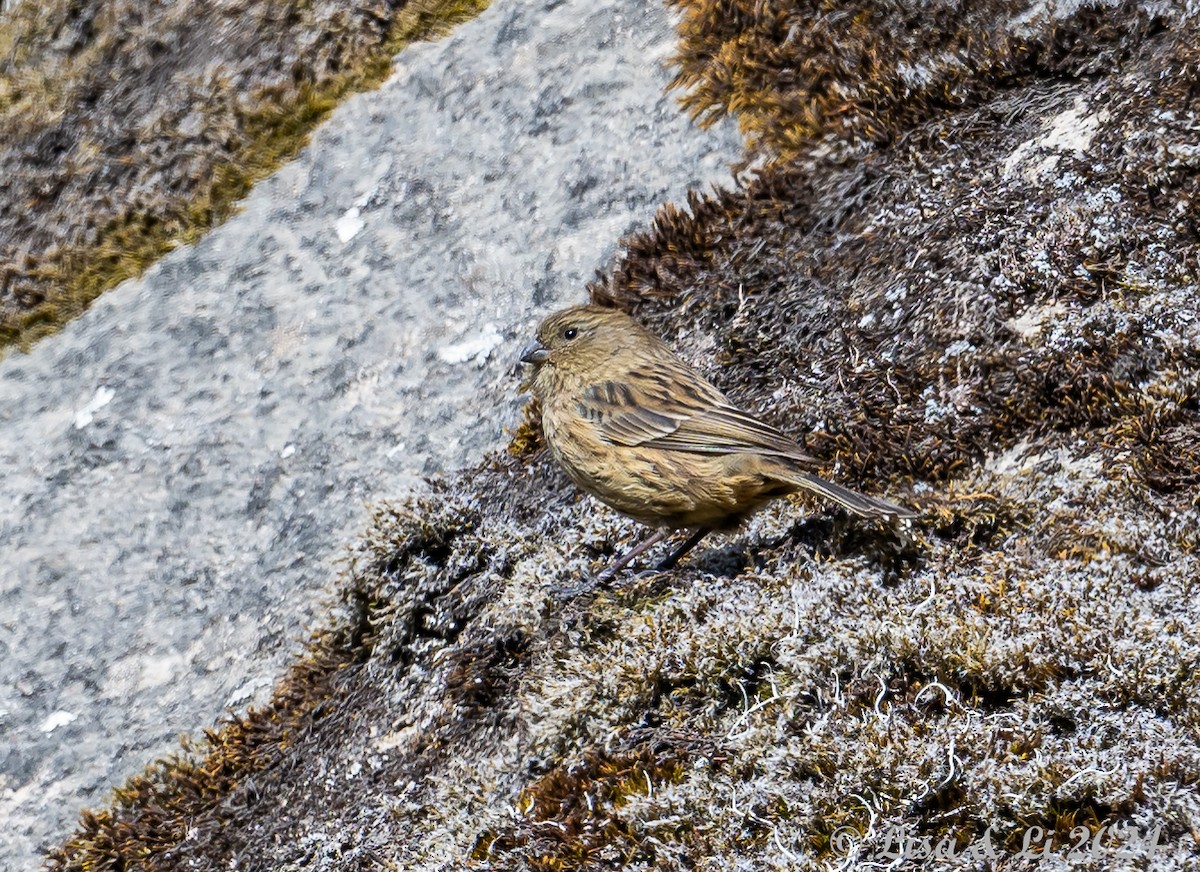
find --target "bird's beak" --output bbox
[519,340,549,364]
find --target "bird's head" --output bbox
[519,304,657,397]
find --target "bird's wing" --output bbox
[578,365,815,464]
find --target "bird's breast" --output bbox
[539,394,778,529]
[541,395,613,487]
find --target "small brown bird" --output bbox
[520,304,915,579]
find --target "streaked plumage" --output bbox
[520,304,914,577]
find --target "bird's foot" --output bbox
[594,564,619,586]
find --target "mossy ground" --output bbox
[44,0,1200,869]
[666,0,1167,161]
[0,0,489,354]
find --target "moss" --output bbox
[1119,395,1200,507]
[474,744,689,869]
[506,397,545,459]
[445,630,532,716]
[666,0,1169,161]
[0,0,491,355]
[919,488,1032,552]
[1005,796,1136,855]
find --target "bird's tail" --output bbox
[782,469,917,521]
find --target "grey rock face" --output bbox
[0,0,739,865]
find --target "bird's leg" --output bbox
[655,527,713,571]
[596,529,668,583]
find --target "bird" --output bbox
[519,303,915,580]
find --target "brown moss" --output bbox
[445,630,531,716]
[1120,398,1200,507]
[1005,796,1141,856]
[506,397,545,459]
[473,743,689,869]
[918,488,1031,551]
[666,0,1171,161]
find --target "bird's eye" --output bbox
[563,327,578,340]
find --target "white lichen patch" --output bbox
[1003,98,1110,184]
[435,322,503,366]
[1006,301,1068,340]
[72,385,115,429]
[334,206,365,243]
